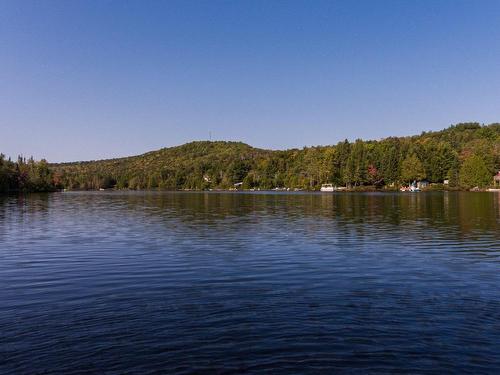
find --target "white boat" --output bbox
[320,183,335,192]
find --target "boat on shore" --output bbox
[320,184,335,192]
[400,184,421,192]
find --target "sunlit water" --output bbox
[1,191,499,374]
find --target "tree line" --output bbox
[0,155,57,193]
[2,122,499,194]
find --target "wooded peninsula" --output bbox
[2,122,499,193]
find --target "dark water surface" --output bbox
[1,191,499,374]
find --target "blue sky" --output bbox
[1,0,500,162]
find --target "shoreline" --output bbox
[55,187,499,193]
[4,187,499,196]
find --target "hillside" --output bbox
[49,122,500,191]
[52,141,272,190]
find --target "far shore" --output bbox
[56,186,500,194]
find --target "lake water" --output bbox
[1,191,499,374]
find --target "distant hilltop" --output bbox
[47,122,499,191]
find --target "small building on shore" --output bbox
[494,171,500,186]
[416,180,430,189]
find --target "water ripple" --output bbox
[0,191,499,374]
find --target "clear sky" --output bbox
[1,0,500,162]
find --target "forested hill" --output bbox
[54,141,271,190]
[50,122,500,191]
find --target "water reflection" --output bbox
[42,190,498,236]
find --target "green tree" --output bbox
[379,139,401,184]
[459,155,491,188]
[401,154,426,183]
